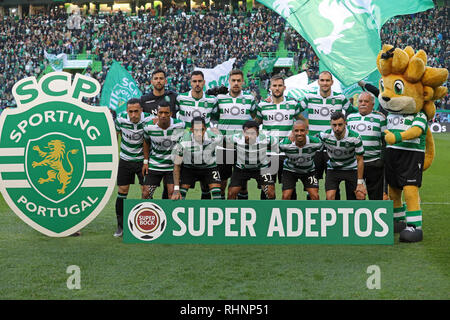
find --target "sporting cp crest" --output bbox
[0,72,118,237]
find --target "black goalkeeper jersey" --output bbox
[140,90,178,118]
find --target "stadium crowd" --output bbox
[0,6,284,110]
[381,6,449,110]
[0,4,448,112]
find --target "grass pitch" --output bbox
[1,134,449,300]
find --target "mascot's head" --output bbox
[377,44,448,120]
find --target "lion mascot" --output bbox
[376,44,448,242]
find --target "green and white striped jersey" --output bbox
[143,118,185,171]
[278,135,323,174]
[175,129,222,169]
[226,132,277,170]
[319,129,364,170]
[213,92,256,135]
[346,112,386,163]
[176,91,218,128]
[386,111,428,152]
[299,88,352,136]
[115,112,154,162]
[256,96,301,140]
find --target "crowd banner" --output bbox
[194,58,236,91]
[123,200,393,245]
[257,0,434,86]
[100,60,142,115]
[44,50,68,71]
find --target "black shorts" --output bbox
[217,164,234,180]
[117,158,144,186]
[325,169,357,193]
[229,167,275,187]
[281,170,319,190]
[314,150,328,180]
[364,159,385,200]
[181,166,221,187]
[144,169,174,186]
[384,148,424,189]
[269,155,285,184]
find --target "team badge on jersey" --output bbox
[0,72,118,237]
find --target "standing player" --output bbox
[213,69,257,199]
[299,71,355,199]
[140,69,178,117]
[214,69,257,134]
[171,117,222,200]
[227,121,277,200]
[142,104,185,199]
[346,92,386,200]
[319,111,366,200]
[357,80,389,200]
[114,98,154,237]
[279,120,322,200]
[176,70,218,129]
[176,70,218,199]
[140,69,178,200]
[256,75,303,140]
[255,75,303,199]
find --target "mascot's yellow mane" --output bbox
[377,44,448,120]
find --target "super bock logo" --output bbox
[0,72,118,237]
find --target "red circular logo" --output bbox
[135,209,159,233]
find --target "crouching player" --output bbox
[227,121,278,200]
[279,120,322,200]
[171,117,222,200]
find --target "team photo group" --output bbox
[114,67,405,238]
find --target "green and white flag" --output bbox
[342,69,381,111]
[256,0,434,86]
[100,60,142,114]
[44,50,68,71]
